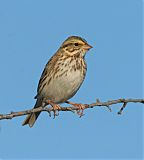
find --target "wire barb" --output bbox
[118,102,128,115]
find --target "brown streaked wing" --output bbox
[34,52,61,99]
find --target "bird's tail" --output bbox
[22,99,42,128]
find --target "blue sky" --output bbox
[0,0,143,159]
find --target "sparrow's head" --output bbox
[61,36,92,57]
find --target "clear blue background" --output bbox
[0,0,143,159]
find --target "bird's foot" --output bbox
[47,100,61,118]
[66,101,85,117]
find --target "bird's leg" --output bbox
[46,100,61,118]
[65,101,85,117]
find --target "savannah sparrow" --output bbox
[22,36,92,127]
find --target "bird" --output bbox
[22,36,92,127]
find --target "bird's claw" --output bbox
[47,100,61,119]
[75,104,85,118]
[52,104,61,119]
[66,101,86,117]
[68,102,85,117]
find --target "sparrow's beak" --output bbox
[83,44,93,50]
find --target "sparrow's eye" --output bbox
[74,43,79,46]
